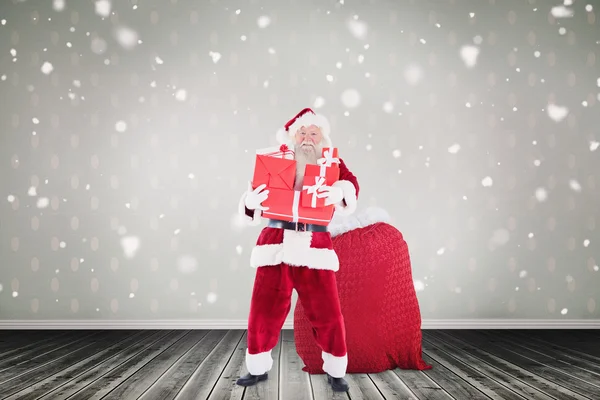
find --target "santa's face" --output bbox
[293,125,323,190]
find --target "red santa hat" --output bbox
[275,107,332,148]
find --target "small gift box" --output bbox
[251,144,296,191]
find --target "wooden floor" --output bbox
[0,329,599,400]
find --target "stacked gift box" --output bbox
[251,145,340,226]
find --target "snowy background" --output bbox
[0,0,599,323]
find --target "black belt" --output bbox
[267,219,328,232]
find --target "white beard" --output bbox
[294,143,322,190]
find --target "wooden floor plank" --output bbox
[500,330,600,375]
[345,374,385,400]
[393,357,456,400]
[35,330,172,400]
[90,330,211,400]
[423,331,555,400]
[309,373,350,400]
[63,330,190,400]
[138,329,237,400]
[446,330,597,400]
[438,330,590,400]
[2,330,154,400]
[0,331,129,399]
[479,330,600,396]
[279,329,314,400]
[0,330,100,379]
[242,331,281,400]
[0,329,598,399]
[204,331,247,400]
[0,330,72,359]
[368,370,418,400]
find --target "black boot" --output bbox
[236,372,268,387]
[327,374,350,392]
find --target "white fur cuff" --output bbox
[332,180,357,216]
[322,351,348,378]
[238,191,262,226]
[246,349,273,375]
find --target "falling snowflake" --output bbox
[569,180,582,192]
[37,197,49,209]
[584,239,590,247]
[95,0,112,17]
[382,102,394,113]
[41,62,54,75]
[115,121,127,132]
[207,292,217,303]
[535,187,548,202]
[528,232,534,238]
[561,308,568,315]
[235,245,243,255]
[413,280,425,292]
[590,141,599,151]
[7,195,15,203]
[28,186,37,196]
[551,5,574,18]
[346,18,367,39]
[120,236,140,259]
[340,89,361,108]
[436,247,445,255]
[392,149,401,158]
[177,255,198,274]
[313,96,325,108]
[52,0,65,11]
[481,176,493,187]
[257,16,271,28]
[586,5,594,12]
[114,26,139,50]
[460,45,480,68]
[519,270,528,278]
[175,89,187,101]
[448,144,461,154]
[155,56,164,65]
[547,104,569,122]
[326,74,334,82]
[404,64,423,85]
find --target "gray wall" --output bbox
[1,0,599,324]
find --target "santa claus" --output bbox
[236,108,359,392]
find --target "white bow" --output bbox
[302,176,328,208]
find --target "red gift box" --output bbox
[262,189,335,226]
[252,145,296,191]
[300,147,340,209]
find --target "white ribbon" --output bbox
[302,176,328,208]
[317,149,340,176]
[292,190,300,222]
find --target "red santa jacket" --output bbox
[238,159,359,271]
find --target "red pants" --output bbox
[245,264,348,377]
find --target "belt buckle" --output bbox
[296,222,305,232]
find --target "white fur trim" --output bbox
[277,113,333,148]
[238,191,262,226]
[322,351,347,378]
[332,180,357,216]
[249,230,339,271]
[246,349,273,375]
[328,206,392,238]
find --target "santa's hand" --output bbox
[321,185,344,206]
[244,182,270,211]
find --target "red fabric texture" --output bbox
[248,264,346,357]
[293,222,432,373]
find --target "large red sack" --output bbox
[293,207,432,373]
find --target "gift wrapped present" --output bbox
[252,144,296,191]
[262,189,335,226]
[300,147,340,209]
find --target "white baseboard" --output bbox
[0,319,599,330]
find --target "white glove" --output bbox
[244,182,270,211]
[321,185,344,206]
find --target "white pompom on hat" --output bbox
[275,107,332,148]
